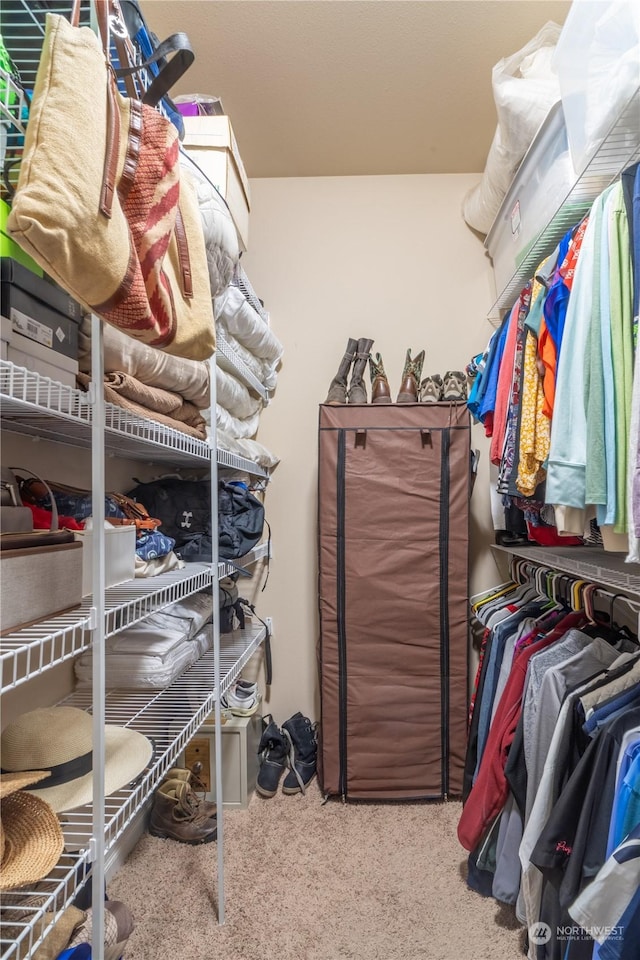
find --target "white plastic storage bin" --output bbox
[554,0,640,177]
[485,102,577,298]
[74,521,136,597]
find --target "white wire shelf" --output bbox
[1,359,270,475]
[58,622,267,852]
[0,623,266,960]
[0,564,213,694]
[217,540,270,579]
[217,329,269,401]
[216,446,268,478]
[492,544,640,597]
[0,360,211,466]
[0,850,90,960]
[488,87,640,314]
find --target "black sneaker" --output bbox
[281,712,317,795]
[256,716,288,798]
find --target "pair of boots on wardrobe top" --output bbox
[256,712,317,798]
[325,338,427,405]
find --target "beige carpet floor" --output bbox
[109,781,525,960]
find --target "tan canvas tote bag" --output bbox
[7,3,215,360]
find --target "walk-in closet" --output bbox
[1,1,639,958]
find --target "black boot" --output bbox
[347,337,374,404]
[256,717,288,798]
[325,337,358,404]
[281,712,317,795]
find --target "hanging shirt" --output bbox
[609,180,635,533]
[517,273,551,497]
[569,822,640,960]
[585,193,608,509]
[477,314,511,430]
[539,218,590,419]
[543,228,573,351]
[488,302,519,453]
[546,196,607,522]
[620,161,640,344]
[600,189,618,528]
[498,283,532,493]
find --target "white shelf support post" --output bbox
[90,312,107,956]
[209,353,225,923]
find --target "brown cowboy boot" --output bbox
[348,337,374,404]
[369,352,392,404]
[397,349,425,403]
[325,338,358,404]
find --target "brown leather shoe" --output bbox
[397,348,425,403]
[149,780,217,844]
[369,352,392,404]
[163,764,217,818]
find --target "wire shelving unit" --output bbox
[1,0,274,952]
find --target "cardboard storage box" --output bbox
[180,714,261,809]
[74,522,136,597]
[182,115,251,251]
[0,540,83,633]
[0,316,79,387]
[1,258,82,359]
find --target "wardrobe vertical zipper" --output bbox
[336,428,348,799]
[439,427,451,798]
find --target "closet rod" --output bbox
[508,556,640,617]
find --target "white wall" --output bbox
[243,173,506,725]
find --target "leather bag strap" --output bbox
[114,33,195,108]
[70,0,82,27]
[88,0,120,218]
[174,205,193,299]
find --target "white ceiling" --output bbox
[148,0,572,178]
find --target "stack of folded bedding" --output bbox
[214,283,283,394]
[74,592,213,690]
[77,277,281,466]
[78,321,211,440]
[214,425,280,471]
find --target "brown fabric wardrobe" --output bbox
[317,402,471,800]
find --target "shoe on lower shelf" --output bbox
[221,683,260,717]
[163,762,216,818]
[149,780,217,844]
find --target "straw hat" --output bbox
[0,771,65,891]
[1,707,153,813]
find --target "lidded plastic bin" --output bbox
[485,102,577,299]
[554,0,640,176]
